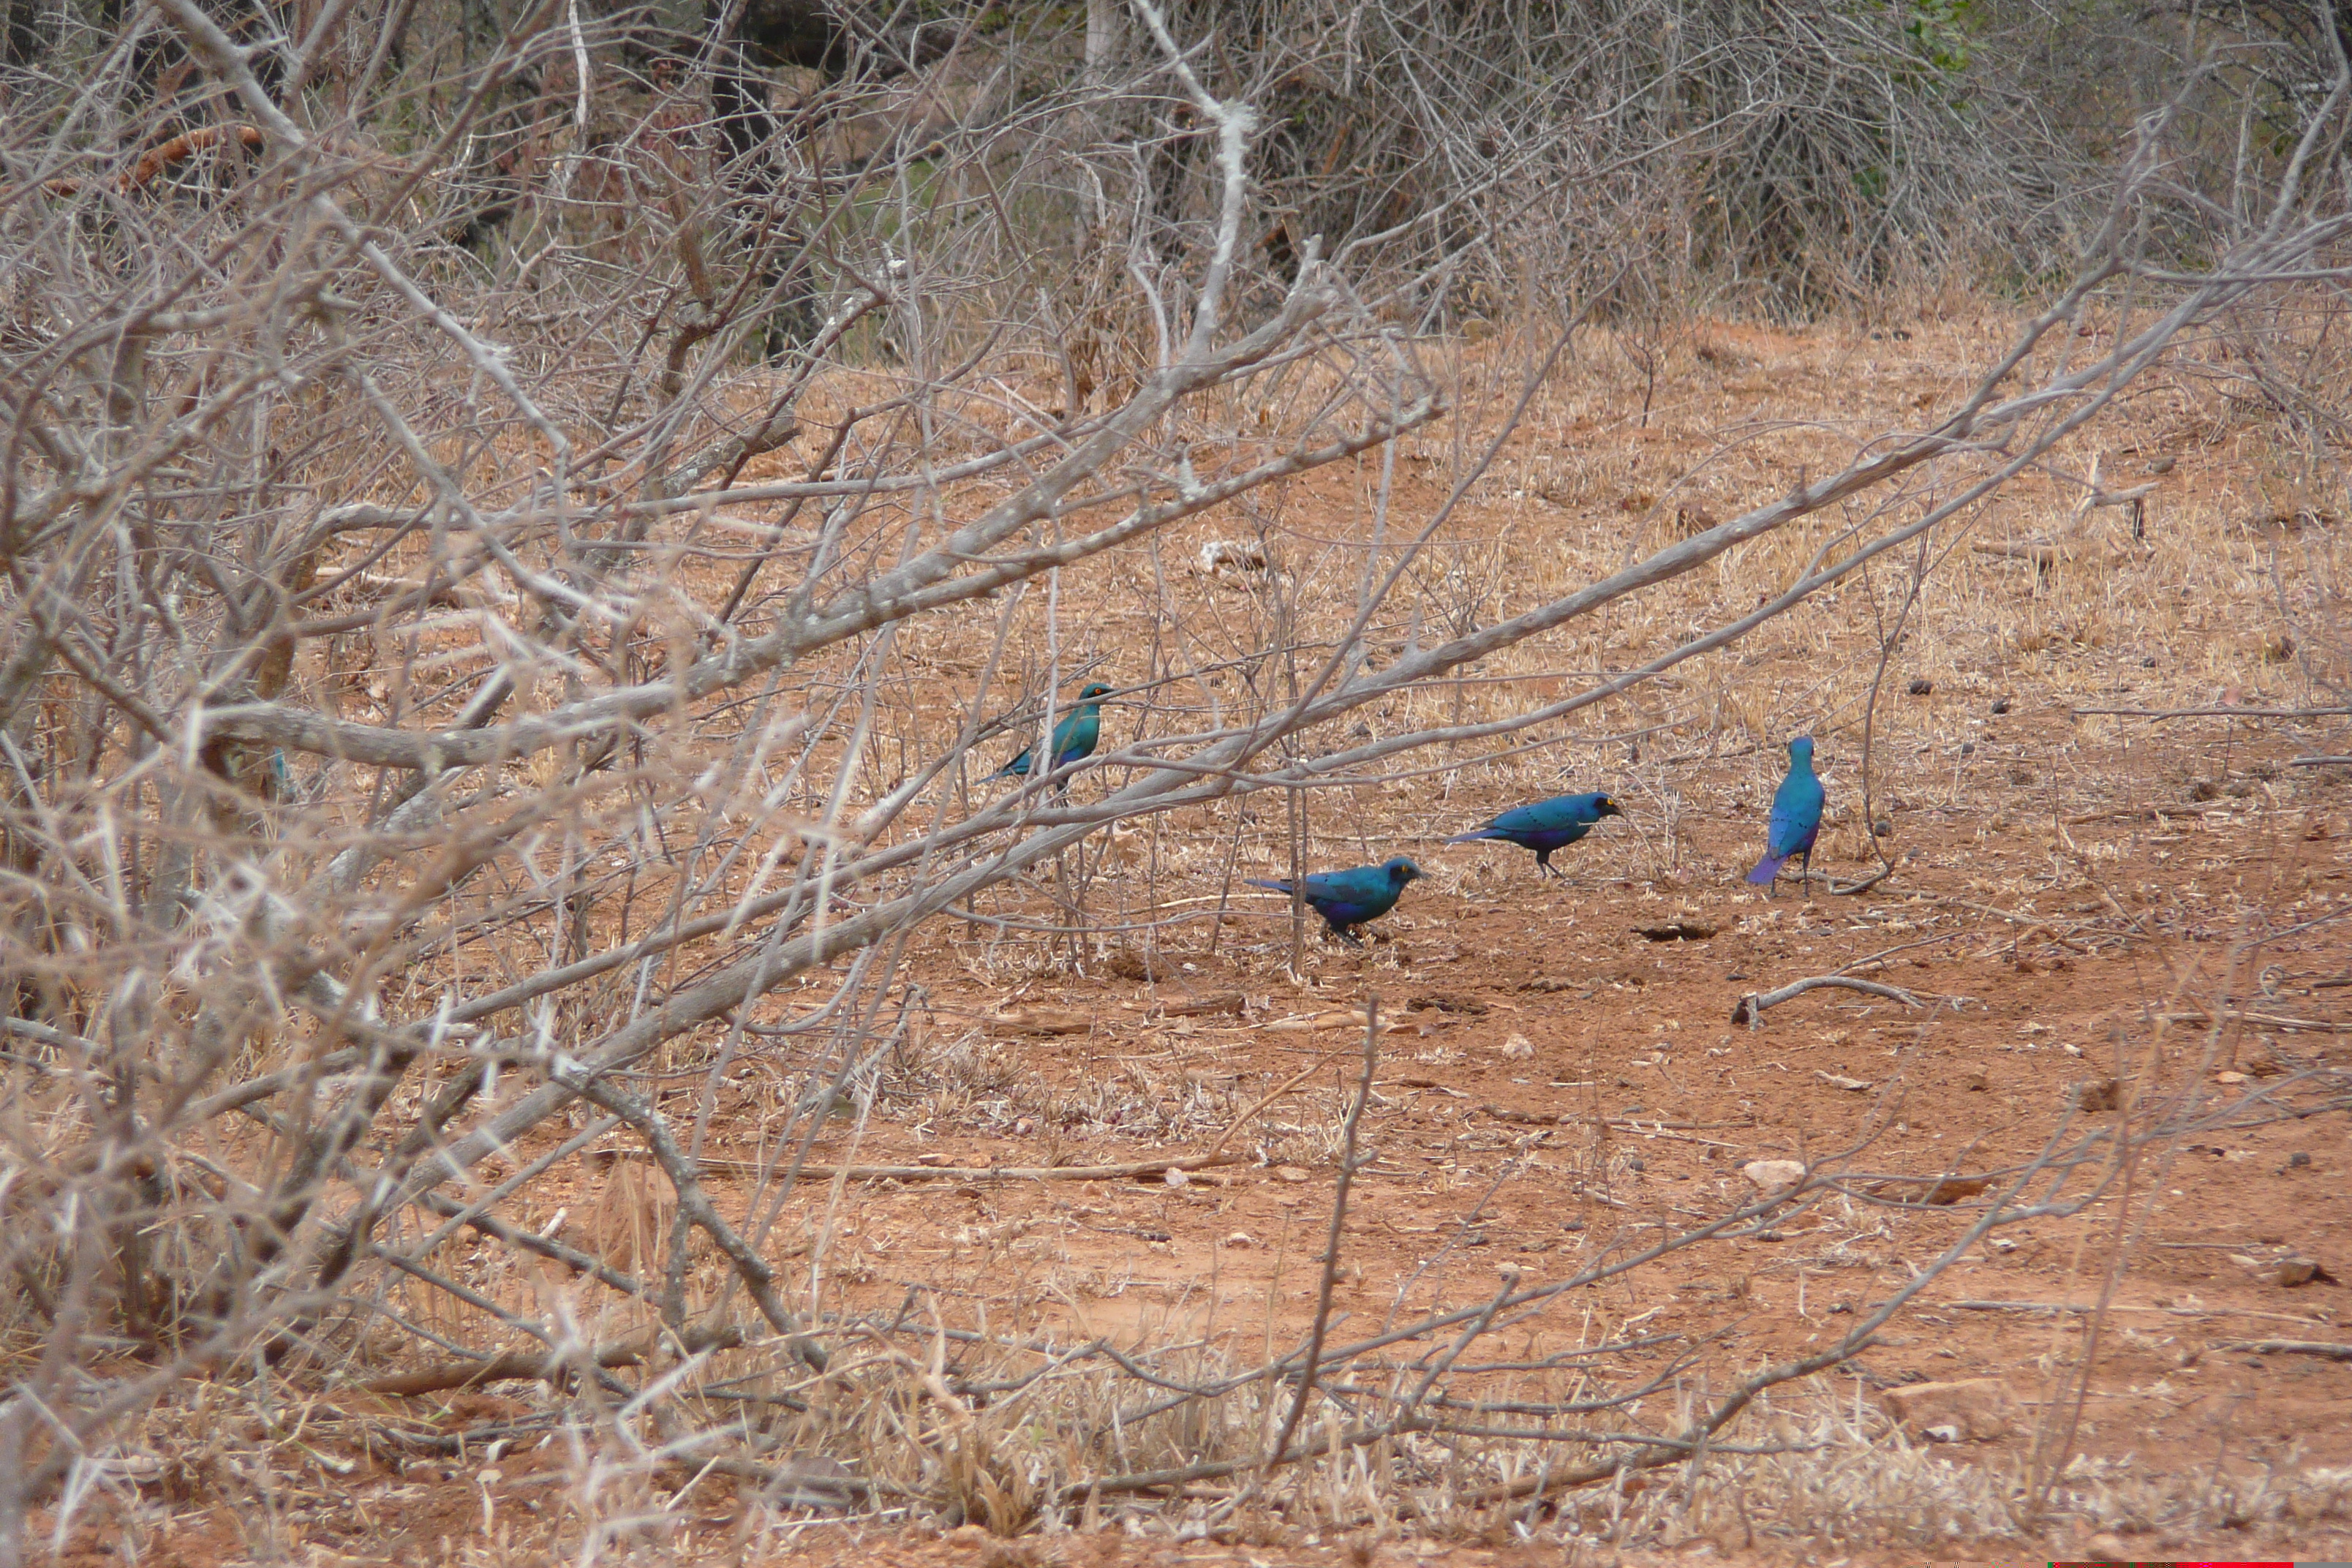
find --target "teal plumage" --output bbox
[1747,736,1823,894]
[1447,791,1621,877]
[995,683,1114,780]
[1248,857,1424,946]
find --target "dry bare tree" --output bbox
[2,0,2350,1557]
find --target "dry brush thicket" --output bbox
[2,0,2351,1560]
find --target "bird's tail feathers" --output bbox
[1444,828,1501,844]
[1746,856,1784,885]
[1244,878,1291,893]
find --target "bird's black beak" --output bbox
[1599,796,1623,817]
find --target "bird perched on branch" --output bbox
[1447,791,1622,878]
[1746,736,1823,896]
[993,683,1114,780]
[1248,857,1424,947]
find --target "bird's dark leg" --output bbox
[1534,850,1558,879]
[1329,922,1365,949]
[1799,848,1814,897]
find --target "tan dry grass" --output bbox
[24,305,2352,1564]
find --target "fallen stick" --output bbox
[339,570,519,609]
[1970,540,2140,568]
[2160,1009,2352,1033]
[1205,1049,1349,1159]
[2065,805,2176,823]
[366,1324,742,1397]
[2292,755,2352,767]
[1733,975,1921,1027]
[2072,704,2352,720]
[2220,1339,2352,1361]
[1836,930,1970,975]
[1949,1300,2329,1327]
[596,1149,1254,1183]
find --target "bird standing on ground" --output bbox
[1746,736,1823,895]
[1447,791,1622,878]
[1248,857,1424,947]
[993,683,1115,780]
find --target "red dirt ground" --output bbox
[36,316,2352,1567]
[92,663,2348,1568]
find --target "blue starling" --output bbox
[1447,791,1622,878]
[1248,857,1424,946]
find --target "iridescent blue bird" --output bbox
[1247,856,1424,947]
[1746,736,1823,896]
[993,683,1115,780]
[1447,791,1622,878]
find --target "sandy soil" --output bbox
[36,314,2352,1567]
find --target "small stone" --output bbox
[1960,741,1975,755]
[1501,1032,1535,1060]
[1626,1156,1645,1172]
[1742,1158,1805,1194]
[1991,697,2011,715]
[1164,1168,1189,1188]
[2083,1531,2130,1562]
[2288,1151,2312,1169]
[1873,818,1893,837]
[1878,1377,2021,1441]
[1274,1166,1311,1183]
[1907,678,1934,696]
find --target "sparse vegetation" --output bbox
[3,1,2351,1564]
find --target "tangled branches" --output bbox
[2,0,2351,1558]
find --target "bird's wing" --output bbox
[1335,869,1390,899]
[1766,780,1823,853]
[1507,797,1595,832]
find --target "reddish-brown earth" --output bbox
[34,315,2352,1567]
